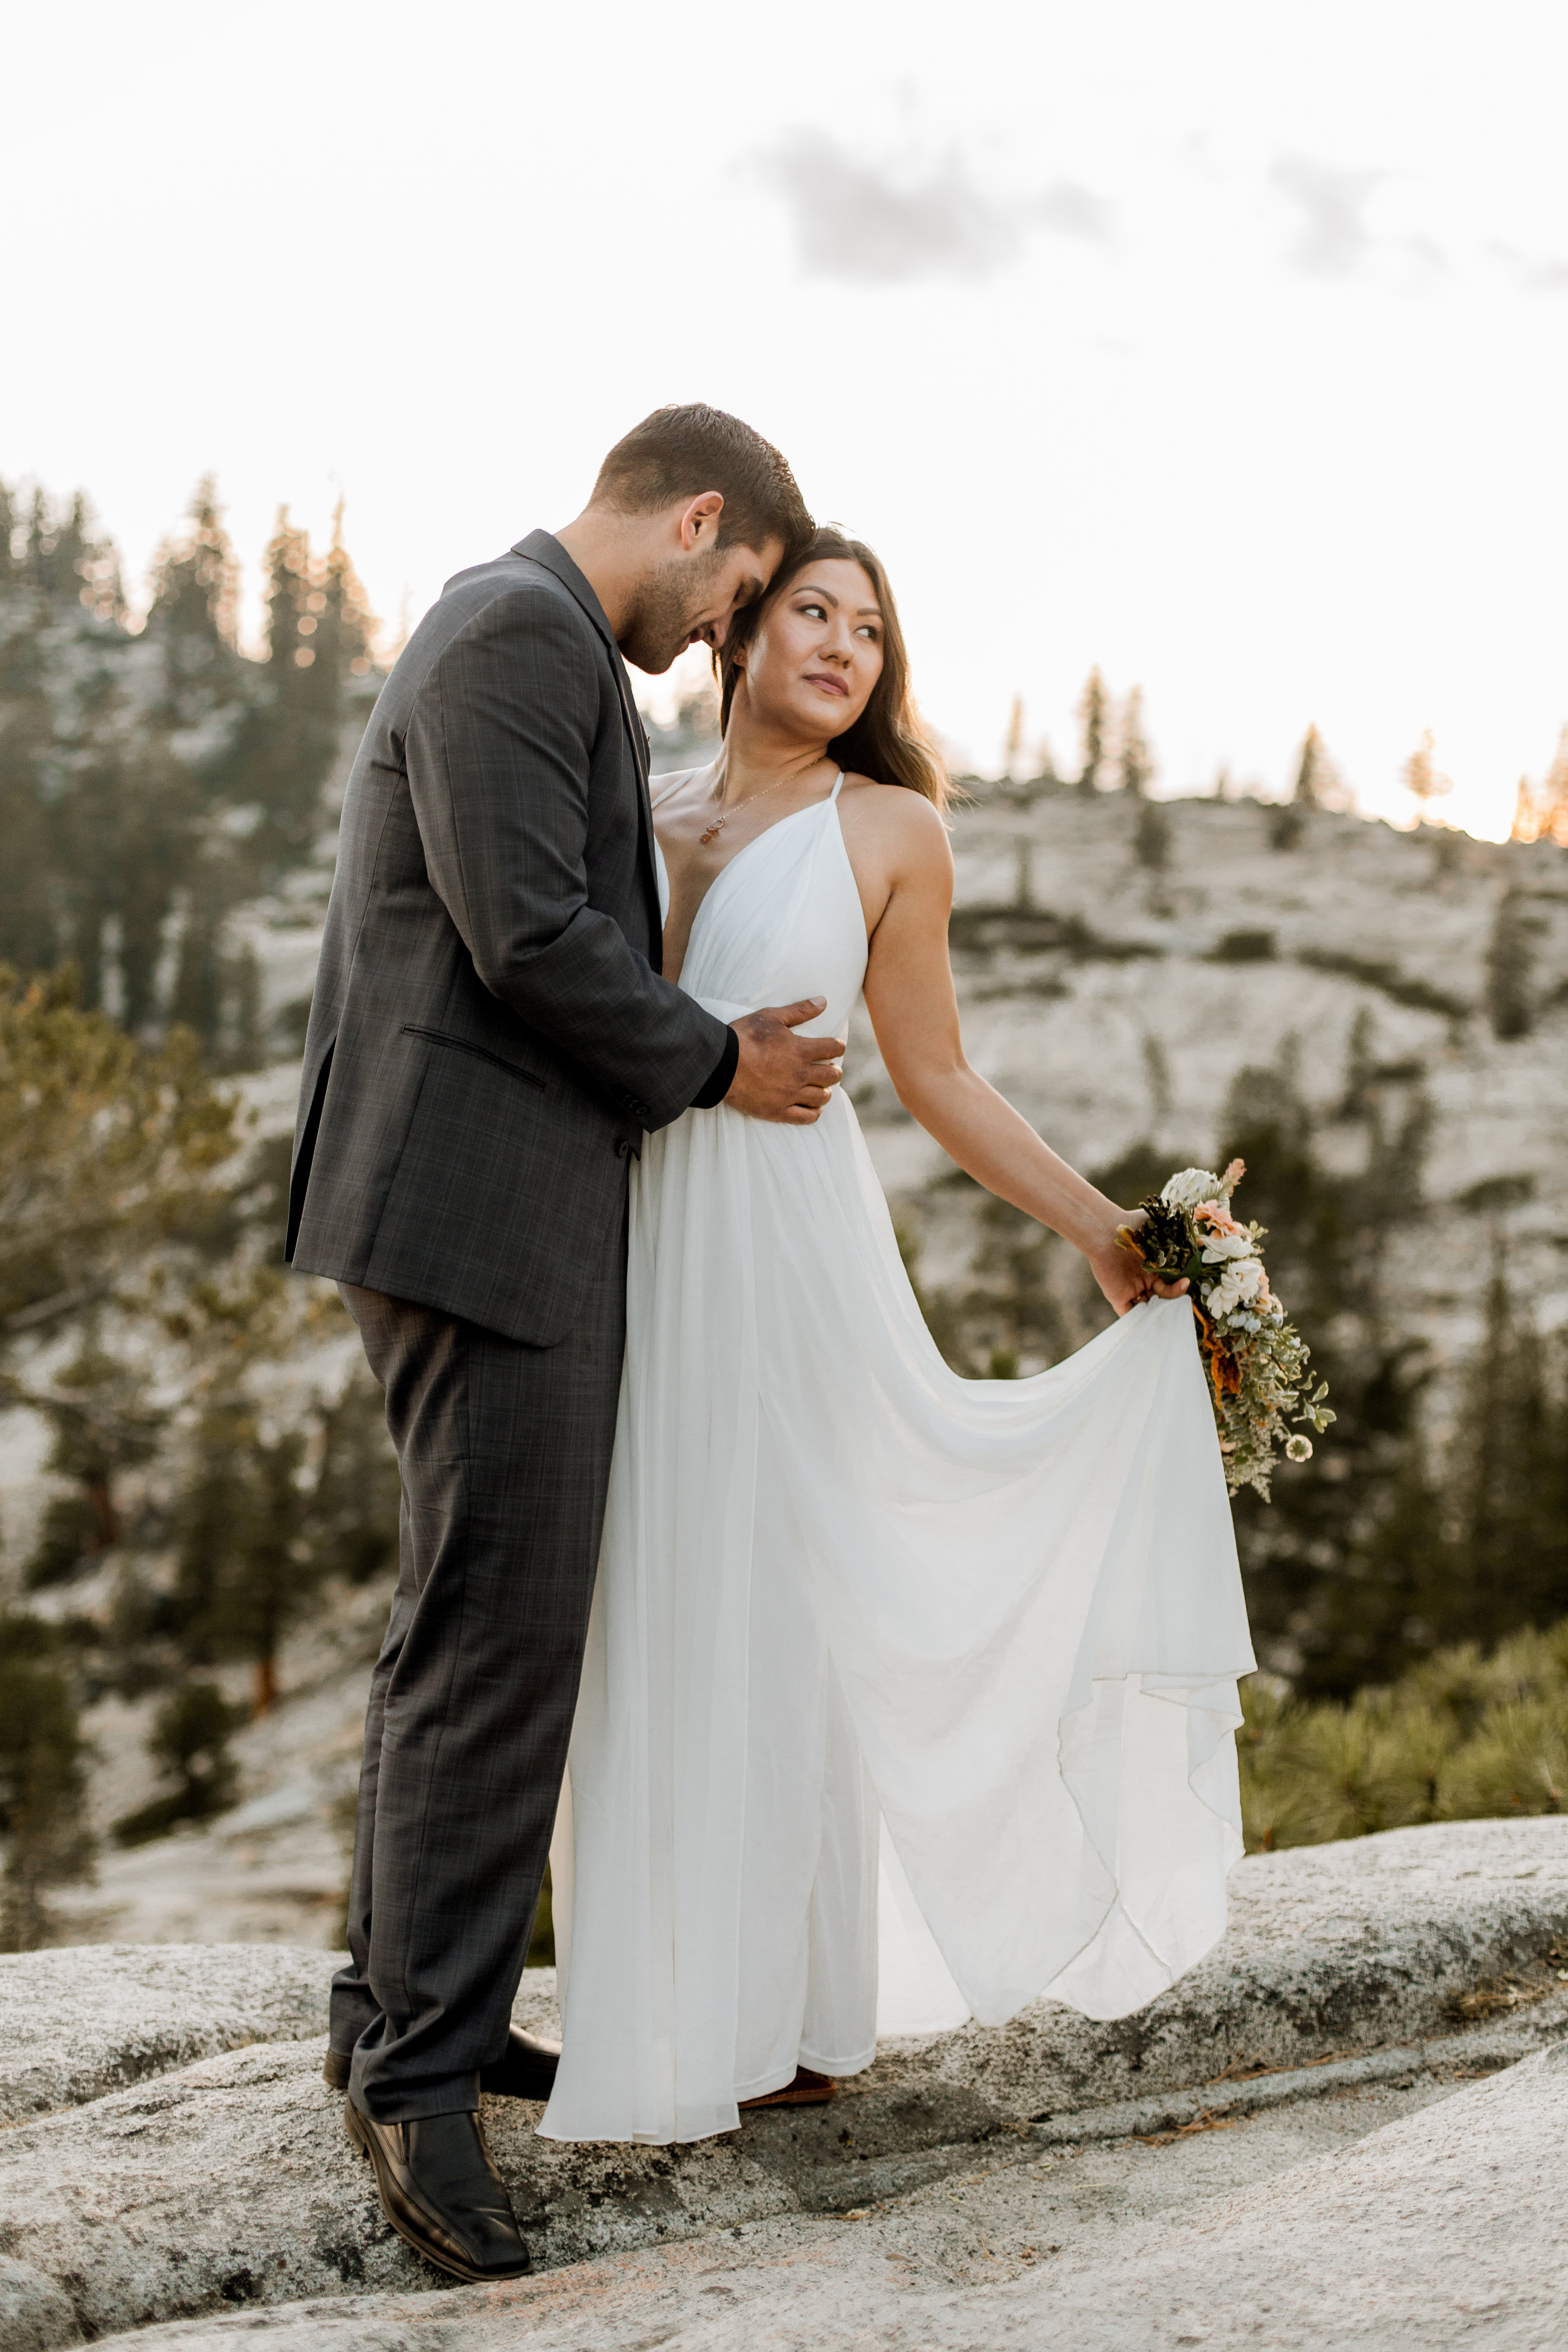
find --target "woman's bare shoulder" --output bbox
[839,774,951,861]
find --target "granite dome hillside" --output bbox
[849,785,1567,1369]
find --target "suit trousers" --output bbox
[331,1237,625,2121]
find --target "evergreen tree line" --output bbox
[0,478,376,1064]
[0,970,400,1947]
[904,1009,1568,1701]
[1009,674,1568,875]
[999,677,1360,873]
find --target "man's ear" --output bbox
[679,491,725,552]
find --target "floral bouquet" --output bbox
[1118,1160,1333,1499]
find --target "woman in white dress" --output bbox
[540,531,1255,2146]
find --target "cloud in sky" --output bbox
[1271,154,1382,275]
[759,129,1109,284]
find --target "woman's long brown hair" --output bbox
[717,528,951,811]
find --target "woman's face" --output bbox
[738,558,885,741]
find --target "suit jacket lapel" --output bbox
[511,531,662,940]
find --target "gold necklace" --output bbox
[697,771,797,849]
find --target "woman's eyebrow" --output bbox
[790,581,884,618]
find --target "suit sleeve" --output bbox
[401,586,732,1130]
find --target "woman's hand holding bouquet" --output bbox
[1117,1160,1334,1497]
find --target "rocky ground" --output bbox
[1,1820,1565,2349]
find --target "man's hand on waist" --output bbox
[724,999,845,1125]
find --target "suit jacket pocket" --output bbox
[400,1024,547,1089]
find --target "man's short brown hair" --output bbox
[590,405,813,563]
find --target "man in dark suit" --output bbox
[287,406,834,2280]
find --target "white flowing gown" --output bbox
[539,778,1255,2146]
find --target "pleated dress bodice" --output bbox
[655,773,868,1039]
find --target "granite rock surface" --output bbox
[2,1820,1565,2348]
[81,2037,1568,2351]
[0,1944,336,2127]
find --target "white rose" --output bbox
[1200,1231,1255,1263]
[1160,1168,1221,1212]
[1228,1256,1266,1301]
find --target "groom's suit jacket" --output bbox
[286,531,734,1346]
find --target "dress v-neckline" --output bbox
[657,775,844,984]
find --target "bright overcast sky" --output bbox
[6,1,1567,837]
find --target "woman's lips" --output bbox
[806,672,849,697]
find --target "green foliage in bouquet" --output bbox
[1119,1161,1334,1500]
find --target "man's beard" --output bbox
[618,546,726,674]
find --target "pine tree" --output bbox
[1539,727,1568,847]
[319,503,374,674]
[167,1369,397,1713]
[1401,729,1452,822]
[1510,777,1538,843]
[264,507,310,672]
[112,737,191,1034]
[112,1683,247,1846]
[1440,1266,1568,1641]
[309,1368,401,1586]
[147,477,238,657]
[239,507,369,869]
[1076,669,1108,795]
[1118,687,1153,796]
[1265,726,1333,850]
[0,965,236,1337]
[0,1615,93,1949]
[1002,695,1025,782]
[0,487,133,999]
[1134,797,1171,872]
[168,886,226,1047]
[1293,725,1327,807]
[1216,1032,1444,1697]
[24,1347,165,1588]
[1485,889,1537,1039]
[170,1400,316,1714]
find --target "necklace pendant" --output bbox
[698,821,723,846]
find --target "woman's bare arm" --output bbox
[845,786,1186,1316]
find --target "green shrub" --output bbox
[113,1680,247,1847]
[1208,929,1278,963]
[1240,1618,1568,1850]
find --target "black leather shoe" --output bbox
[345,2102,531,2283]
[478,2026,559,2100]
[323,2026,559,2100]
